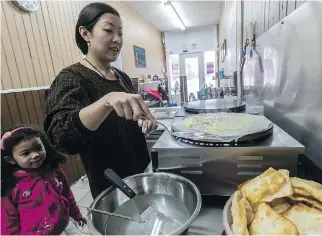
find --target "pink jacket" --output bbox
[1,167,83,235]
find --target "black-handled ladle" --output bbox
[104,169,156,218]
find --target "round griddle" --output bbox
[183,99,246,113]
[171,113,273,145]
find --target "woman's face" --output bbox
[86,13,123,62]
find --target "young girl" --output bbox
[1,125,87,235]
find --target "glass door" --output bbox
[179,52,205,101]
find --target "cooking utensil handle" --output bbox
[104,169,136,199]
[85,207,145,223]
[151,150,159,172]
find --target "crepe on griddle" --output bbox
[249,202,299,235]
[231,191,249,235]
[291,177,322,203]
[283,203,322,235]
[239,168,293,210]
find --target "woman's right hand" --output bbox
[104,92,155,122]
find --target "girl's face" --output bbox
[11,137,46,169]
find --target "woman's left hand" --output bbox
[138,118,158,135]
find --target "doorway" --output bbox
[179,52,205,101]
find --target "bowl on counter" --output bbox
[222,194,234,235]
[87,172,202,235]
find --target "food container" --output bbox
[87,172,202,235]
[222,194,234,235]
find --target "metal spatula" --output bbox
[104,169,156,218]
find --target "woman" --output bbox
[44,3,157,198]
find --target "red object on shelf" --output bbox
[144,89,162,101]
[222,230,226,235]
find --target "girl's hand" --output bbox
[105,92,155,122]
[76,217,87,227]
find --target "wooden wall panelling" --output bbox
[42,1,64,73]
[38,1,60,76]
[76,155,86,177]
[74,156,83,181]
[21,11,45,87]
[56,1,71,66]
[67,0,81,62]
[60,1,75,65]
[1,2,24,89]
[65,1,77,62]
[35,3,55,81]
[5,93,22,125]
[28,9,51,86]
[52,1,70,68]
[23,91,40,125]
[15,92,31,124]
[69,0,81,61]
[71,156,79,183]
[31,91,44,128]
[1,95,13,131]
[70,155,79,181]
[64,155,76,183]
[60,163,70,182]
[71,1,79,59]
[1,121,4,134]
[11,3,38,87]
[1,42,13,90]
[75,1,86,58]
[38,89,47,111]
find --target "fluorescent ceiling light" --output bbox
[163,2,185,31]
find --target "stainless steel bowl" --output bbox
[87,172,202,235]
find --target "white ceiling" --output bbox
[123,1,223,32]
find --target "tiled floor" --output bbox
[71,176,92,235]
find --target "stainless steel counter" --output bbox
[188,196,228,235]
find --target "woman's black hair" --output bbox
[75,2,120,55]
[1,125,66,196]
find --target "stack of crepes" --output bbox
[230,167,322,235]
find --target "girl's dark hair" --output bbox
[1,125,66,196]
[75,2,120,55]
